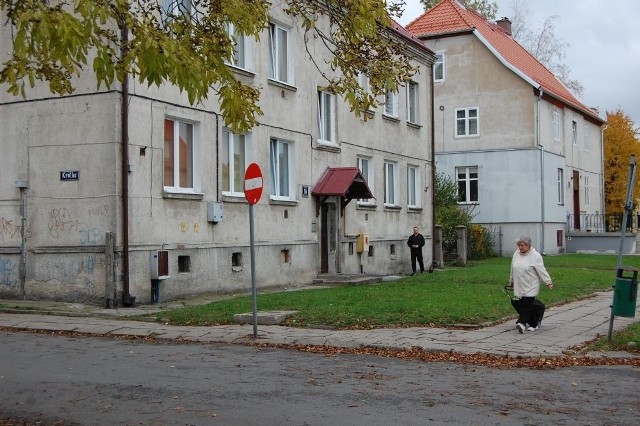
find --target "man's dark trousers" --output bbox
[411,249,424,273]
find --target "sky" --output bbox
[397,0,640,128]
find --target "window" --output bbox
[270,138,294,200]
[434,52,445,82]
[222,129,249,196]
[384,161,398,206]
[161,0,194,24]
[357,72,370,94]
[164,118,199,192]
[584,124,590,151]
[317,90,336,144]
[456,166,478,203]
[178,255,191,273]
[572,120,578,146]
[162,0,191,15]
[384,89,399,118]
[584,175,591,205]
[268,22,293,84]
[557,168,564,205]
[552,110,561,141]
[225,23,252,70]
[357,156,374,205]
[455,107,479,137]
[406,81,419,124]
[407,165,421,207]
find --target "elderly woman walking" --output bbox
[508,236,554,333]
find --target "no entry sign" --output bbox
[244,163,263,205]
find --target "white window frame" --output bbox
[357,156,374,206]
[225,23,253,71]
[162,0,193,24]
[384,89,399,118]
[584,124,590,151]
[572,120,578,146]
[456,166,478,204]
[269,137,295,201]
[357,72,372,111]
[163,117,201,193]
[268,22,294,85]
[357,72,370,94]
[162,0,192,15]
[407,165,421,208]
[455,107,479,137]
[434,52,445,82]
[552,110,561,142]
[584,175,591,206]
[557,168,565,205]
[221,129,251,197]
[406,81,419,124]
[317,89,336,145]
[384,161,398,206]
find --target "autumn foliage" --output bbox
[603,109,640,214]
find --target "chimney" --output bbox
[496,17,512,35]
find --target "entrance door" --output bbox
[320,201,337,273]
[572,170,580,230]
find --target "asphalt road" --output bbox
[1,331,639,425]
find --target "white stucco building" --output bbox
[407,0,606,255]
[0,3,435,304]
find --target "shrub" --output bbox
[467,224,496,259]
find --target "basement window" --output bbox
[178,255,191,273]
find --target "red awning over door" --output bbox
[311,167,374,215]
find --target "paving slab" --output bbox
[0,291,638,359]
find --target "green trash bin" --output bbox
[612,277,638,317]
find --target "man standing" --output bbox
[407,226,425,275]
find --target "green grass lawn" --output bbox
[155,254,638,330]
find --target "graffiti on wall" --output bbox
[0,217,32,241]
[0,257,17,288]
[86,255,95,290]
[47,207,103,245]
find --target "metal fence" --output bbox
[566,213,639,233]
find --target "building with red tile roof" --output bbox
[406,0,607,255]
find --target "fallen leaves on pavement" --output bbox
[2,326,637,370]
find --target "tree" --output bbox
[603,109,640,215]
[505,0,583,98]
[434,170,495,260]
[434,171,473,242]
[420,0,498,20]
[0,0,416,133]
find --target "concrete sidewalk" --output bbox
[0,291,639,358]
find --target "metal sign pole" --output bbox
[249,203,258,338]
[608,155,636,342]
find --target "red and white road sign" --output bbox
[244,162,263,205]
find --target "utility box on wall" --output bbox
[356,233,369,253]
[150,250,169,279]
[207,202,224,223]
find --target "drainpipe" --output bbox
[430,61,436,269]
[120,21,132,305]
[14,181,28,299]
[600,125,607,217]
[536,88,545,254]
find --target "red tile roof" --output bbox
[405,0,604,123]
